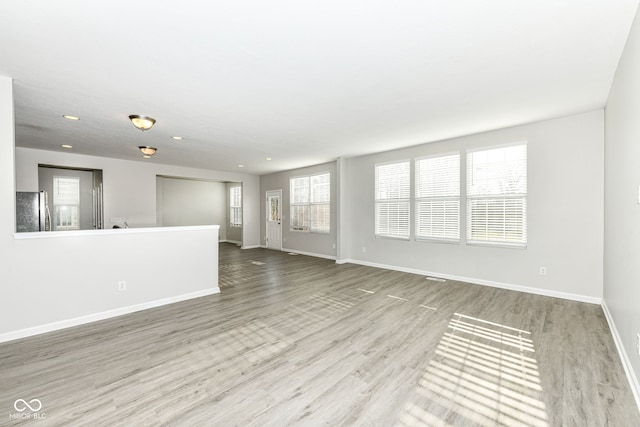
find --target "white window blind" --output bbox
[310,173,330,233]
[290,172,330,233]
[415,153,460,241]
[53,176,80,230]
[375,161,410,239]
[467,143,527,246]
[230,186,242,227]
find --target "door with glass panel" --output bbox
[266,190,282,250]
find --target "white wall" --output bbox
[604,5,640,401]
[260,161,337,258]
[15,147,261,247]
[342,110,604,301]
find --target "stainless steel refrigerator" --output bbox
[16,191,51,232]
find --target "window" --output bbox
[53,176,80,230]
[290,172,330,233]
[375,161,410,239]
[467,143,527,246]
[230,186,242,227]
[415,153,460,241]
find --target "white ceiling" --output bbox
[1,1,638,175]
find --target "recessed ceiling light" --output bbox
[61,144,73,149]
[63,115,80,120]
[238,164,244,168]
[265,157,272,161]
[171,136,183,140]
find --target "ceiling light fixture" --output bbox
[171,136,183,140]
[63,115,80,120]
[138,146,157,157]
[238,164,244,168]
[129,115,156,131]
[61,144,73,148]
[265,157,272,161]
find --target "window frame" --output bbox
[466,142,527,248]
[289,172,331,234]
[414,152,461,244]
[52,175,81,231]
[374,159,411,240]
[229,185,242,228]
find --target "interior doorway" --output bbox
[38,165,103,230]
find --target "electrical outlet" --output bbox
[333,243,336,249]
[539,266,547,276]
[636,333,640,356]
[118,281,127,291]
[362,246,367,253]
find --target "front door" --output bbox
[266,190,282,250]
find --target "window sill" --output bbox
[415,238,461,245]
[375,234,410,241]
[466,241,527,250]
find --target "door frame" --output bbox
[265,189,282,250]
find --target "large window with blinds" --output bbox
[290,172,330,233]
[415,153,460,242]
[466,143,527,246]
[375,161,410,239]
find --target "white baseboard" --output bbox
[0,287,220,344]
[283,247,336,260]
[336,258,601,304]
[241,245,262,250]
[222,239,242,246]
[601,300,640,411]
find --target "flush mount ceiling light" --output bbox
[171,136,183,140]
[63,115,80,120]
[138,146,157,157]
[129,115,156,131]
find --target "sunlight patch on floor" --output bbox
[396,313,549,427]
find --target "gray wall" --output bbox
[158,177,227,239]
[604,5,640,399]
[341,110,604,301]
[260,161,337,258]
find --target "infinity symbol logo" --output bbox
[14,399,42,412]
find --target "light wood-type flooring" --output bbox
[1,243,639,426]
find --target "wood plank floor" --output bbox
[1,243,639,426]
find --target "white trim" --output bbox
[0,287,220,344]
[602,300,640,411]
[337,258,601,304]
[222,239,242,246]
[241,245,262,250]
[14,224,220,240]
[282,247,336,260]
